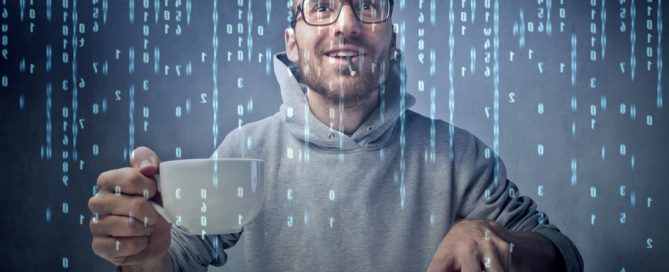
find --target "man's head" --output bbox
[285,0,396,106]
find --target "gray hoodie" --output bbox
[168,52,583,271]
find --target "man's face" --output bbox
[285,0,395,105]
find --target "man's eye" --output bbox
[313,4,331,13]
[358,2,376,11]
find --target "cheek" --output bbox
[299,44,321,62]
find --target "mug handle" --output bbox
[149,173,173,224]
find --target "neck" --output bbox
[307,88,379,136]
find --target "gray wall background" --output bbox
[0,0,666,271]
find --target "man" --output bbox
[88,0,583,271]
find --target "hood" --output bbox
[273,51,415,151]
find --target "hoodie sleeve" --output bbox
[168,227,242,271]
[454,133,584,272]
[167,129,245,271]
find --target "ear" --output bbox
[285,28,300,63]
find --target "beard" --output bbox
[294,39,393,106]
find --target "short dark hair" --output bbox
[290,0,395,28]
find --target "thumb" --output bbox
[130,146,161,177]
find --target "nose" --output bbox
[332,3,361,38]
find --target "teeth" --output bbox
[328,51,359,57]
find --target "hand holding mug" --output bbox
[88,147,172,268]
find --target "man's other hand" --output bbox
[428,219,566,272]
[427,219,512,272]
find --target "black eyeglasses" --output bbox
[291,0,393,28]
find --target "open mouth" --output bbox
[324,49,365,64]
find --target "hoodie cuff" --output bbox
[533,227,584,272]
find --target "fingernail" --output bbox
[139,159,151,168]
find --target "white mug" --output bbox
[150,158,264,235]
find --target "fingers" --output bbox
[429,219,512,272]
[431,247,501,272]
[130,146,161,177]
[426,251,455,272]
[88,193,172,267]
[89,146,169,268]
[91,236,148,264]
[96,167,157,197]
[118,219,173,266]
[459,250,480,272]
[90,215,155,237]
[89,192,162,226]
[480,241,505,272]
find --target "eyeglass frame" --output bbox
[290,0,394,28]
